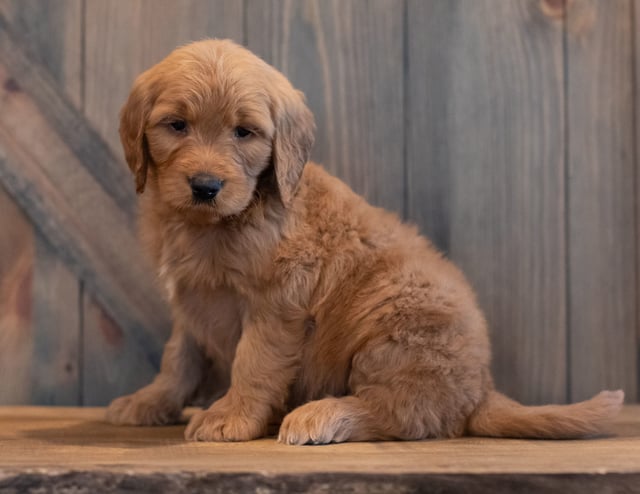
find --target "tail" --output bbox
[466,389,624,439]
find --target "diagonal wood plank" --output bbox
[407,0,567,405]
[567,0,637,402]
[1,0,131,406]
[0,12,136,221]
[1,0,84,406]
[0,0,82,108]
[0,62,170,369]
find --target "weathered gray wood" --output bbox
[0,0,84,407]
[0,11,137,220]
[407,0,567,404]
[0,0,82,107]
[82,294,157,406]
[0,0,638,409]
[0,185,34,404]
[634,0,640,404]
[84,0,245,157]
[0,61,170,371]
[30,234,80,405]
[567,0,638,402]
[246,0,404,214]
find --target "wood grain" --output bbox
[634,0,640,403]
[0,0,82,107]
[0,61,170,370]
[407,0,567,404]
[84,0,244,157]
[0,406,638,494]
[0,0,638,409]
[0,1,147,407]
[0,185,33,405]
[30,234,80,405]
[0,10,137,220]
[567,0,638,402]
[246,0,404,214]
[0,0,83,406]
[82,294,157,406]
[3,473,640,494]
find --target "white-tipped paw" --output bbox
[184,397,266,442]
[278,400,354,445]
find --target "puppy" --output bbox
[106,39,624,444]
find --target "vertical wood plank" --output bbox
[0,0,83,404]
[82,295,157,406]
[567,0,638,402]
[84,0,245,157]
[82,1,244,405]
[0,185,34,404]
[246,0,404,214]
[407,0,567,404]
[635,0,640,403]
[30,234,80,405]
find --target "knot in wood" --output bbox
[540,0,570,19]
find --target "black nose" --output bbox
[189,174,223,202]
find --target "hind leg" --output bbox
[278,384,463,446]
[279,330,485,445]
[278,396,382,445]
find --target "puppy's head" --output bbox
[120,39,315,223]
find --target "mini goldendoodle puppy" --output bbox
[106,39,623,444]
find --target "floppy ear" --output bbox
[272,89,315,206]
[119,75,155,194]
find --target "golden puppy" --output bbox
[106,39,623,444]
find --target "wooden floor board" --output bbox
[0,406,638,492]
[0,406,637,473]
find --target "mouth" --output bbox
[177,202,223,226]
[190,195,216,207]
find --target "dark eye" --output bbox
[234,126,253,138]
[169,120,187,133]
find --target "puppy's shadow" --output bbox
[20,415,191,449]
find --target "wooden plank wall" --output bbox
[567,0,637,402]
[407,0,567,405]
[0,0,637,406]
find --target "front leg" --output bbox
[185,312,304,441]
[106,327,204,425]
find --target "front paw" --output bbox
[184,396,267,441]
[278,398,357,445]
[106,391,181,426]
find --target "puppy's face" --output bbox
[141,68,275,224]
[120,40,315,224]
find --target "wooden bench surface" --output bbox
[1,405,639,492]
